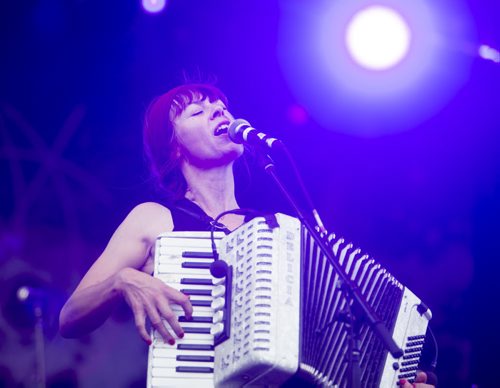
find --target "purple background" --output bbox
[1,0,499,386]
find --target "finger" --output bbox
[398,379,412,388]
[414,371,427,383]
[144,301,175,345]
[157,298,184,339]
[127,297,151,344]
[166,289,193,320]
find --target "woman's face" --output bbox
[171,97,244,168]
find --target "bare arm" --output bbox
[59,202,192,344]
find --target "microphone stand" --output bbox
[255,151,403,387]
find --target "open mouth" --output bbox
[214,122,230,136]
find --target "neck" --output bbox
[181,162,239,219]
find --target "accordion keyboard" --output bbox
[147,232,223,388]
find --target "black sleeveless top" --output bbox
[169,198,231,233]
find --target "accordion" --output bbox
[147,214,431,387]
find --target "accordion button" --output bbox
[211,322,224,336]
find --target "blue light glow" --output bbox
[278,0,476,136]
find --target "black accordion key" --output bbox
[182,262,212,269]
[180,278,213,285]
[178,316,213,323]
[181,251,214,259]
[176,355,214,362]
[183,327,211,334]
[176,366,213,374]
[177,344,214,351]
[181,288,212,296]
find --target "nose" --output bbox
[211,105,225,119]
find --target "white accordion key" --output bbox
[211,297,225,311]
[210,322,224,336]
[213,310,224,324]
[211,284,225,298]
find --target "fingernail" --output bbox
[147,339,152,346]
[399,379,407,386]
[169,339,175,345]
[179,332,184,339]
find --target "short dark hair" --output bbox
[143,83,228,200]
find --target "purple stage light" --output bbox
[142,0,166,14]
[345,6,411,71]
[278,0,476,136]
[478,45,500,64]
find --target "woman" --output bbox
[59,83,434,387]
[59,83,246,346]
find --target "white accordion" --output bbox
[147,214,432,387]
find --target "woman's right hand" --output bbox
[115,267,193,345]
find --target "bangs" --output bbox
[169,84,228,119]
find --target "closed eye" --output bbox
[191,111,203,116]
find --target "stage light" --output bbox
[142,0,166,13]
[278,0,475,136]
[345,6,411,70]
[479,45,500,64]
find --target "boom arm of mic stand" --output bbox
[260,153,404,360]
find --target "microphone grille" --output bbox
[228,119,251,143]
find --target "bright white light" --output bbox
[142,0,166,13]
[479,44,500,63]
[346,6,411,70]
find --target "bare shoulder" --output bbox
[121,202,174,242]
[128,201,172,220]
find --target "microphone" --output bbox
[228,119,284,152]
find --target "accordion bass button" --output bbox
[211,322,224,336]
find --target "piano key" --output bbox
[176,355,214,362]
[183,327,211,334]
[171,305,213,314]
[156,274,214,284]
[181,278,214,285]
[158,255,214,265]
[211,285,226,297]
[182,251,215,259]
[210,323,224,336]
[176,366,213,374]
[158,264,209,275]
[177,343,214,351]
[151,366,214,377]
[213,311,224,323]
[153,347,214,358]
[178,316,213,323]
[191,300,212,307]
[154,337,213,348]
[180,288,213,296]
[150,377,213,387]
[182,262,212,270]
